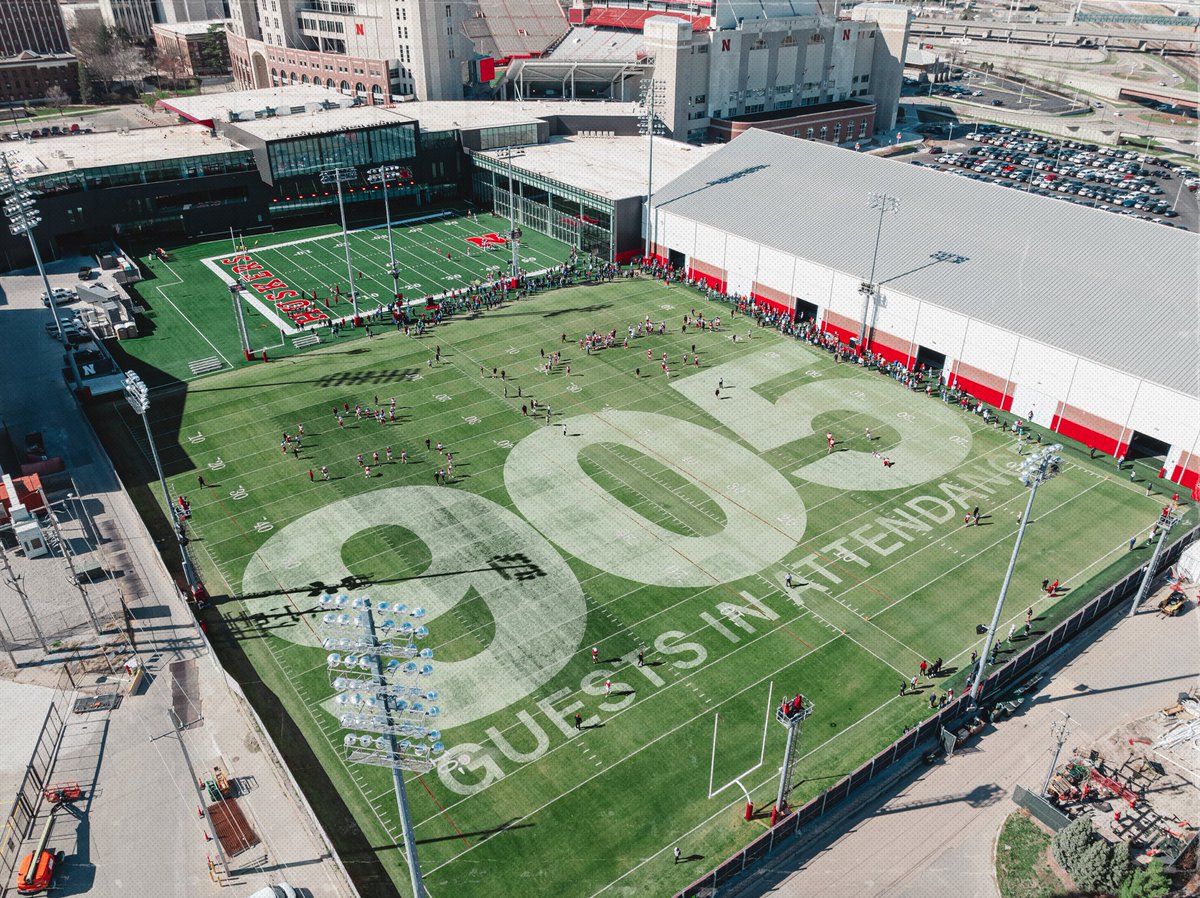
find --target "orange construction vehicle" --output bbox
[15,814,60,894]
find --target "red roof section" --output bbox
[584,8,710,30]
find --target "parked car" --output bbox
[40,287,76,307]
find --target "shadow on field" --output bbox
[408,817,535,847]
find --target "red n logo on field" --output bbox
[355,22,365,35]
[721,38,731,51]
[465,233,508,247]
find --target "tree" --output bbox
[76,62,92,104]
[1073,839,1112,893]
[157,45,188,87]
[1105,843,1133,893]
[1119,860,1172,898]
[199,23,230,74]
[1052,815,1093,870]
[44,84,70,115]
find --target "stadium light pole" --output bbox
[366,165,403,302]
[1128,506,1180,616]
[638,78,666,264]
[858,192,899,351]
[124,371,199,591]
[321,166,360,318]
[500,145,522,279]
[1,153,64,346]
[322,594,445,898]
[970,444,1063,705]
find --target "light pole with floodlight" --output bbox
[638,78,666,263]
[124,371,198,590]
[1,153,64,345]
[366,165,403,303]
[858,192,900,351]
[970,443,1063,704]
[321,166,360,318]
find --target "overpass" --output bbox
[909,16,1200,53]
[1118,85,1199,111]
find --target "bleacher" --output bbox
[584,8,711,30]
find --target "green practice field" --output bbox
[117,210,571,384]
[100,251,1191,897]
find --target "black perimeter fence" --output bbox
[675,525,1200,898]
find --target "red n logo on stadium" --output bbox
[721,38,731,51]
[355,22,365,35]
[842,28,851,40]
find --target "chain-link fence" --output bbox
[0,699,65,893]
[675,525,1199,898]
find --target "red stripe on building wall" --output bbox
[751,293,792,317]
[1050,415,1122,457]
[865,338,912,368]
[1169,465,1199,489]
[954,373,1007,409]
[821,318,857,345]
[688,267,726,292]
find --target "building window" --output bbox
[833,123,841,142]
[805,127,813,139]
[819,126,827,140]
[781,34,796,47]
[792,129,800,137]
[861,74,870,84]
[697,44,707,53]
[859,121,867,138]
[448,48,454,58]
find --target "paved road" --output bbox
[722,584,1200,898]
[0,265,355,898]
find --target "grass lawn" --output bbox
[89,216,1196,898]
[996,812,1068,898]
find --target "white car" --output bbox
[40,287,76,307]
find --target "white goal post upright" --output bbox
[707,683,775,820]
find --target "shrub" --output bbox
[1073,839,1112,893]
[1118,859,1171,898]
[1052,815,1093,870]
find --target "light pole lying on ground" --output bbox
[321,166,360,318]
[970,443,1063,705]
[124,371,198,590]
[321,593,446,898]
[366,165,405,302]
[0,153,64,346]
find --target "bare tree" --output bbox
[44,84,70,115]
[157,45,188,87]
[68,21,148,97]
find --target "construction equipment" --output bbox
[42,783,82,804]
[15,814,60,894]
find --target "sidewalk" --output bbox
[0,267,355,897]
[720,582,1200,898]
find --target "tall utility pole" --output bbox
[970,444,1063,704]
[320,166,360,318]
[124,371,198,591]
[366,165,403,303]
[858,192,900,350]
[0,541,48,652]
[1128,507,1179,616]
[38,489,102,635]
[638,78,666,263]
[1,153,64,346]
[1041,714,1071,797]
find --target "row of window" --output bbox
[790,120,869,142]
[28,152,257,196]
[299,16,344,33]
[266,122,417,179]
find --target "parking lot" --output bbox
[906,70,1080,115]
[906,125,1199,231]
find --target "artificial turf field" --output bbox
[118,209,569,383]
[101,217,1192,898]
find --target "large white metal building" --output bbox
[648,129,1200,487]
